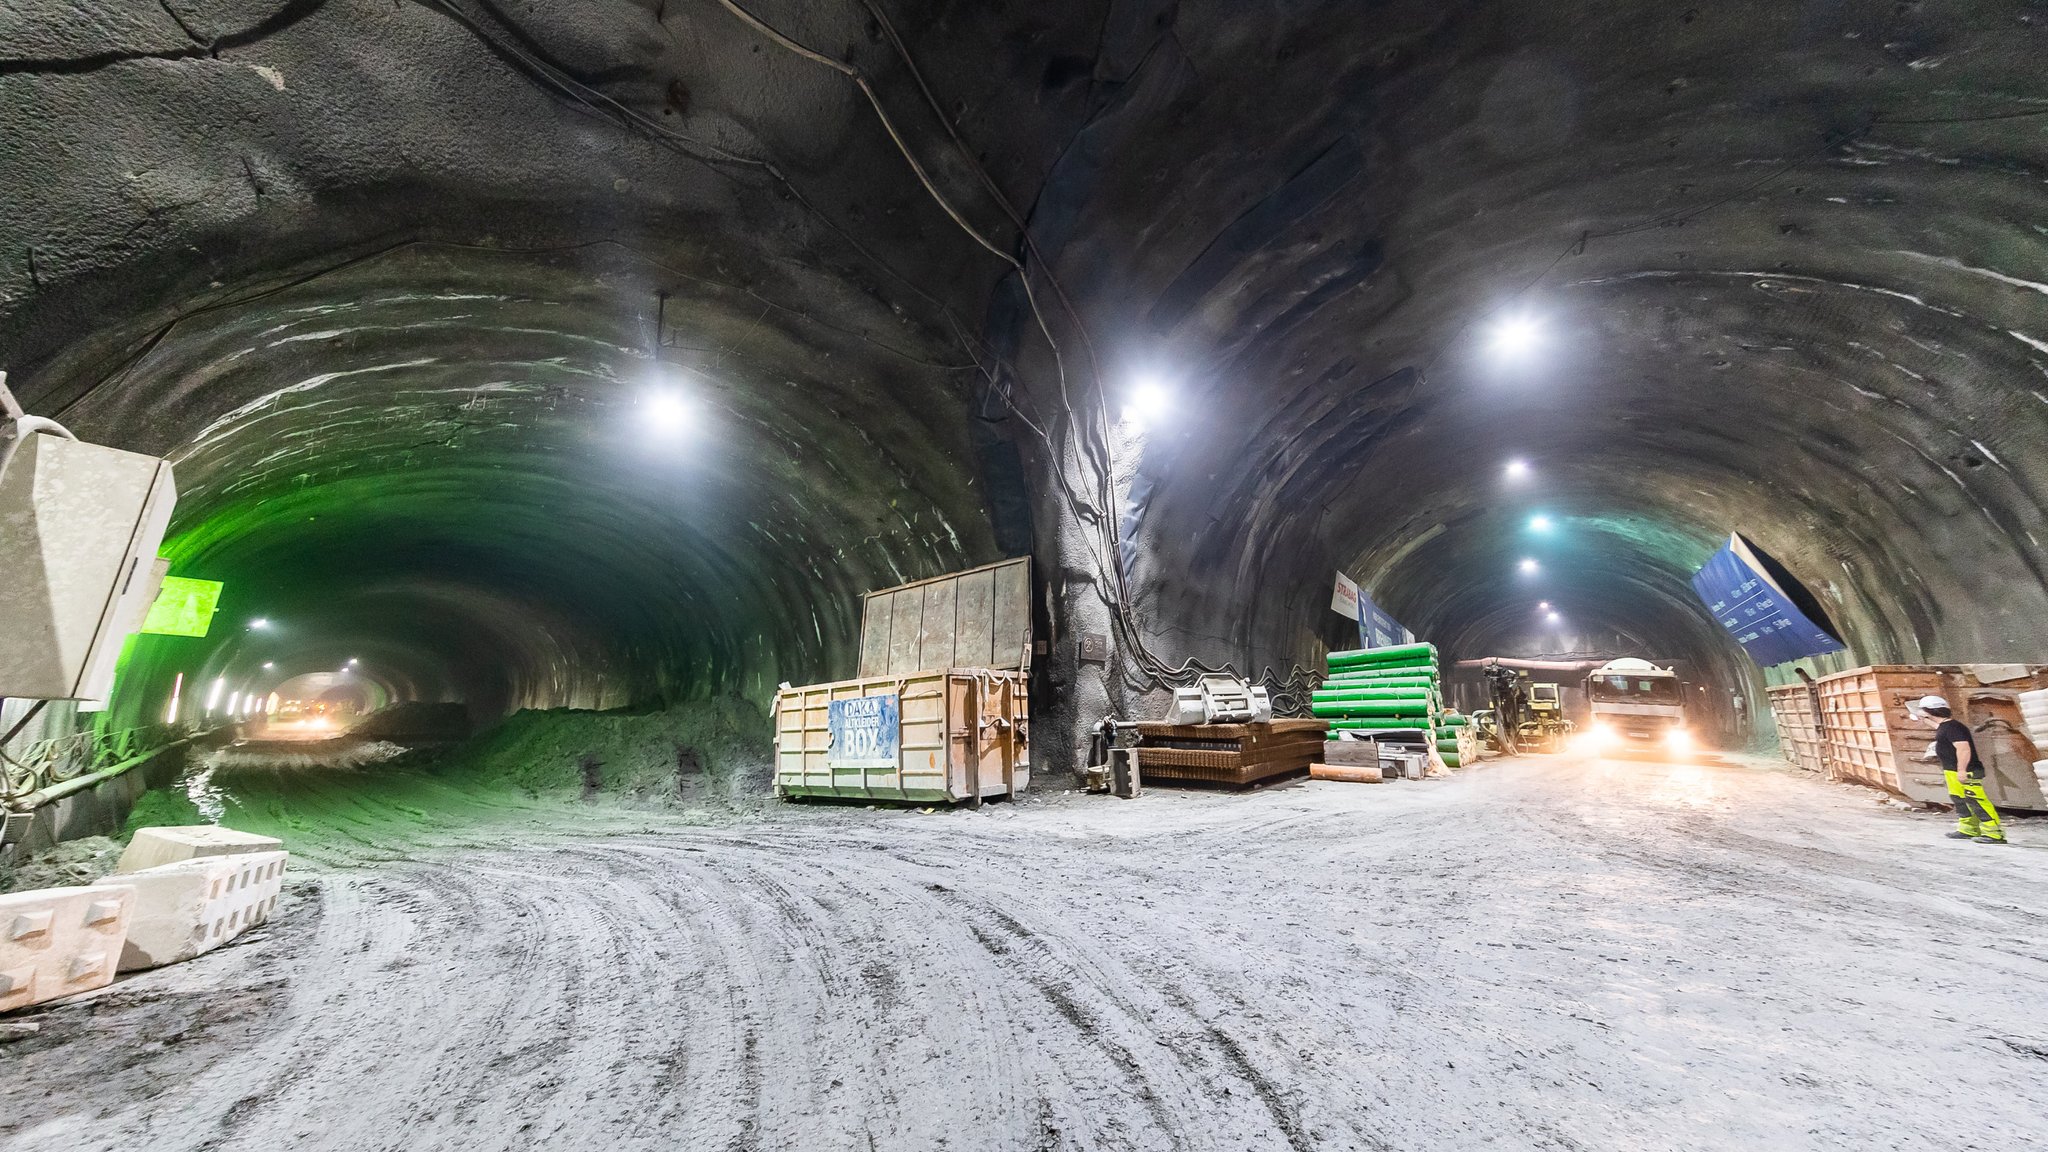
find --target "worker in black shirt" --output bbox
[1915,695,2006,844]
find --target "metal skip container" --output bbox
[773,558,1032,805]
[1809,664,2048,810]
[773,669,1029,804]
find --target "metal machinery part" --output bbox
[1481,663,1529,756]
[1517,682,1575,754]
[1083,717,1142,799]
[0,373,180,703]
[1164,676,1273,726]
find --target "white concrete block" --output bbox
[116,825,283,875]
[0,885,135,1012]
[95,850,287,971]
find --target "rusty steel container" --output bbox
[1812,665,2048,810]
[1765,682,1827,775]
[773,669,1029,805]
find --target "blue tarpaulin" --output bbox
[1692,534,1845,666]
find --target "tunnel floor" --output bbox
[7,757,2046,1151]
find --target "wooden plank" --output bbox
[918,579,958,672]
[858,593,894,678]
[886,589,921,674]
[953,568,996,670]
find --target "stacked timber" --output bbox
[1134,718,1330,786]
[1312,642,1471,769]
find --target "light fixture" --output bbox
[346,658,359,666]
[206,676,225,714]
[1504,458,1530,480]
[645,390,691,435]
[1122,375,1171,427]
[1546,611,1562,624]
[1538,601,1551,611]
[262,661,275,670]
[249,617,271,630]
[1529,514,1553,533]
[1519,558,1540,575]
[1487,314,1543,360]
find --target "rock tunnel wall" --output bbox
[4,1,2047,768]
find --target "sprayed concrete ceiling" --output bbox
[4,1,2046,737]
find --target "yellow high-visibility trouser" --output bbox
[1945,768,2004,840]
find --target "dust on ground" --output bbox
[5,744,2046,1151]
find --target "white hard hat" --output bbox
[1916,695,1950,712]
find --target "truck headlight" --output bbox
[1665,727,1693,751]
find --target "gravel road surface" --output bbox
[6,754,2045,1151]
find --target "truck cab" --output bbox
[1585,658,1691,756]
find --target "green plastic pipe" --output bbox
[1311,688,1434,702]
[1327,645,1437,669]
[1318,668,1433,684]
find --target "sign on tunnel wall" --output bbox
[1692,534,1845,667]
[1333,571,1415,649]
[139,575,223,638]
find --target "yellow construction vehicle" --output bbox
[1516,682,1574,753]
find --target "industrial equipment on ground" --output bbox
[0,373,178,705]
[1518,682,1573,753]
[1584,658,1691,755]
[1088,675,1325,789]
[773,558,1030,805]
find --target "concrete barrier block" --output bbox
[0,885,135,1012]
[95,850,287,971]
[116,826,282,874]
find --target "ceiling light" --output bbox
[262,661,275,670]
[1546,611,1562,624]
[646,390,691,434]
[249,617,271,630]
[1538,601,1551,611]
[1122,376,1171,428]
[1529,514,1553,533]
[1488,314,1543,360]
[1519,558,1540,575]
[1504,458,1530,480]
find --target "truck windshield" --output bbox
[1591,675,1680,703]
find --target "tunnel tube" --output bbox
[3,1,2046,771]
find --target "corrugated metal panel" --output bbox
[858,593,894,678]
[859,558,1032,676]
[884,588,922,675]
[953,567,996,669]
[918,578,958,670]
[992,559,1030,670]
[1765,683,1826,775]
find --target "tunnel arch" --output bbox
[3,0,2046,764]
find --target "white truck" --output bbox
[1584,658,1691,755]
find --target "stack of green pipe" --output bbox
[1322,643,1452,752]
